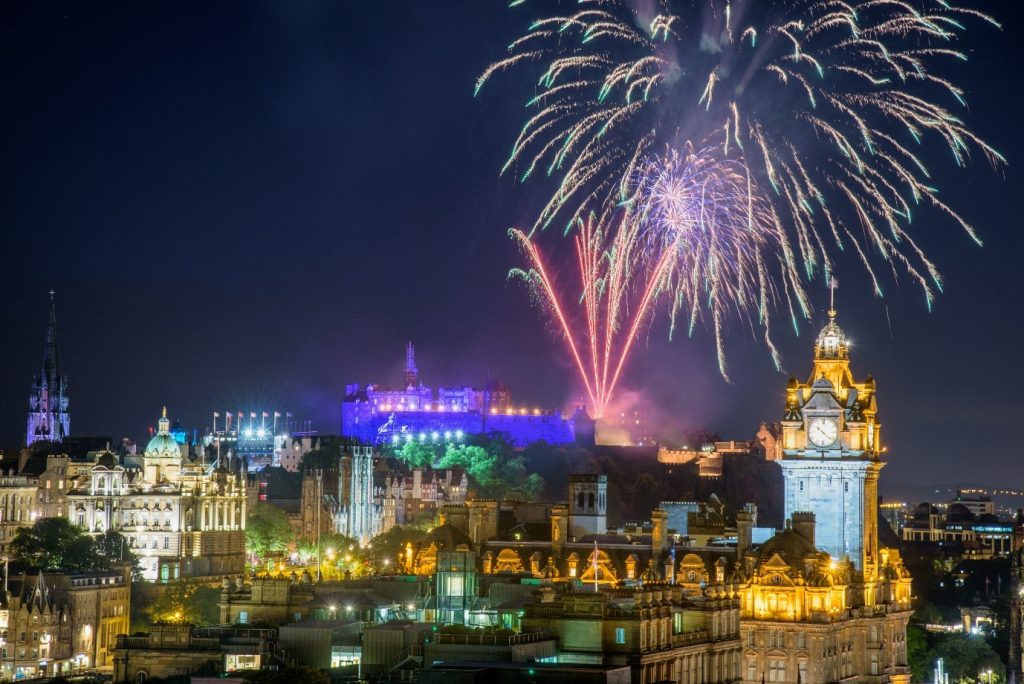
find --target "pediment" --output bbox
[761,553,792,570]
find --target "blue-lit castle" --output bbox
[341,343,594,447]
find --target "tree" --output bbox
[930,632,1004,684]
[246,504,293,560]
[9,518,102,572]
[94,530,142,579]
[394,441,437,468]
[368,525,427,572]
[136,579,222,626]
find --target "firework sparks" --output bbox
[483,0,1002,409]
[512,147,773,416]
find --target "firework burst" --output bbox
[512,146,772,415]
[482,0,1002,409]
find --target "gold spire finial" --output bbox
[828,276,838,318]
[162,406,167,418]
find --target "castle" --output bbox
[341,342,594,447]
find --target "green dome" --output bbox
[145,407,182,458]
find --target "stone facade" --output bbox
[0,475,41,555]
[0,567,130,680]
[342,342,593,447]
[734,309,912,684]
[522,586,741,684]
[66,408,247,581]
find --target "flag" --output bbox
[213,412,220,418]
[251,412,257,418]
[262,412,269,418]
[286,412,293,418]
[274,412,281,418]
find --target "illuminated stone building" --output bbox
[0,567,130,679]
[342,342,594,447]
[0,474,41,555]
[522,586,741,684]
[25,293,70,446]
[66,408,247,581]
[736,308,913,684]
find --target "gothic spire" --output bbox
[43,290,61,384]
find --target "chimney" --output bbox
[791,511,816,547]
[550,505,568,555]
[651,509,668,558]
[736,506,754,560]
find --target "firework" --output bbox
[512,146,772,416]
[481,0,1002,407]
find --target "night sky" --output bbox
[1,1,1021,494]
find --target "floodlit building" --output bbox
[342,342,594,447]
[66,408,247,581]
[0,566,130,679]
[736,307,913,684]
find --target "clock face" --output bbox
[808,417,839,448]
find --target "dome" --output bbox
[425,523,473,550]
[145,407,182,459]
[913,502,938,520]
[814,311,848,360]
[946,503,975,523]
[757,527,819,568]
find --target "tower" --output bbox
[778,308,883,583]
[26,291,70,445]
[346,446,376,546]
[568,473,607,537]
[404,341,418,388]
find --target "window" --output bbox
[768,659,786,682]
[239,611,249,625]
[615,627,626,645]
[799,480,804,491]
[871,654,879,675]
[747,659,757,681]
[798,661,808,682]
[163,536,169,549]
[797,632,806,650]
[844,482,849,493]
[747,631,755,647]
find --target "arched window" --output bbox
[577,493,584,509]
[588,493,595,509]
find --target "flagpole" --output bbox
[593,539,599,592]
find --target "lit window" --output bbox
[615,627,626,645]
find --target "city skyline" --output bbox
[2,0,1022,490]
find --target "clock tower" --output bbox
[779,308,882,586]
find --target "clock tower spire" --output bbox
[779,301,883,591]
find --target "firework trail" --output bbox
[512,146,773,416]
[480,0,1002,409]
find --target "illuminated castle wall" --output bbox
[341,342,593,447]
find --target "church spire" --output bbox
[26,291,70,446]
[43,290,60,383]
